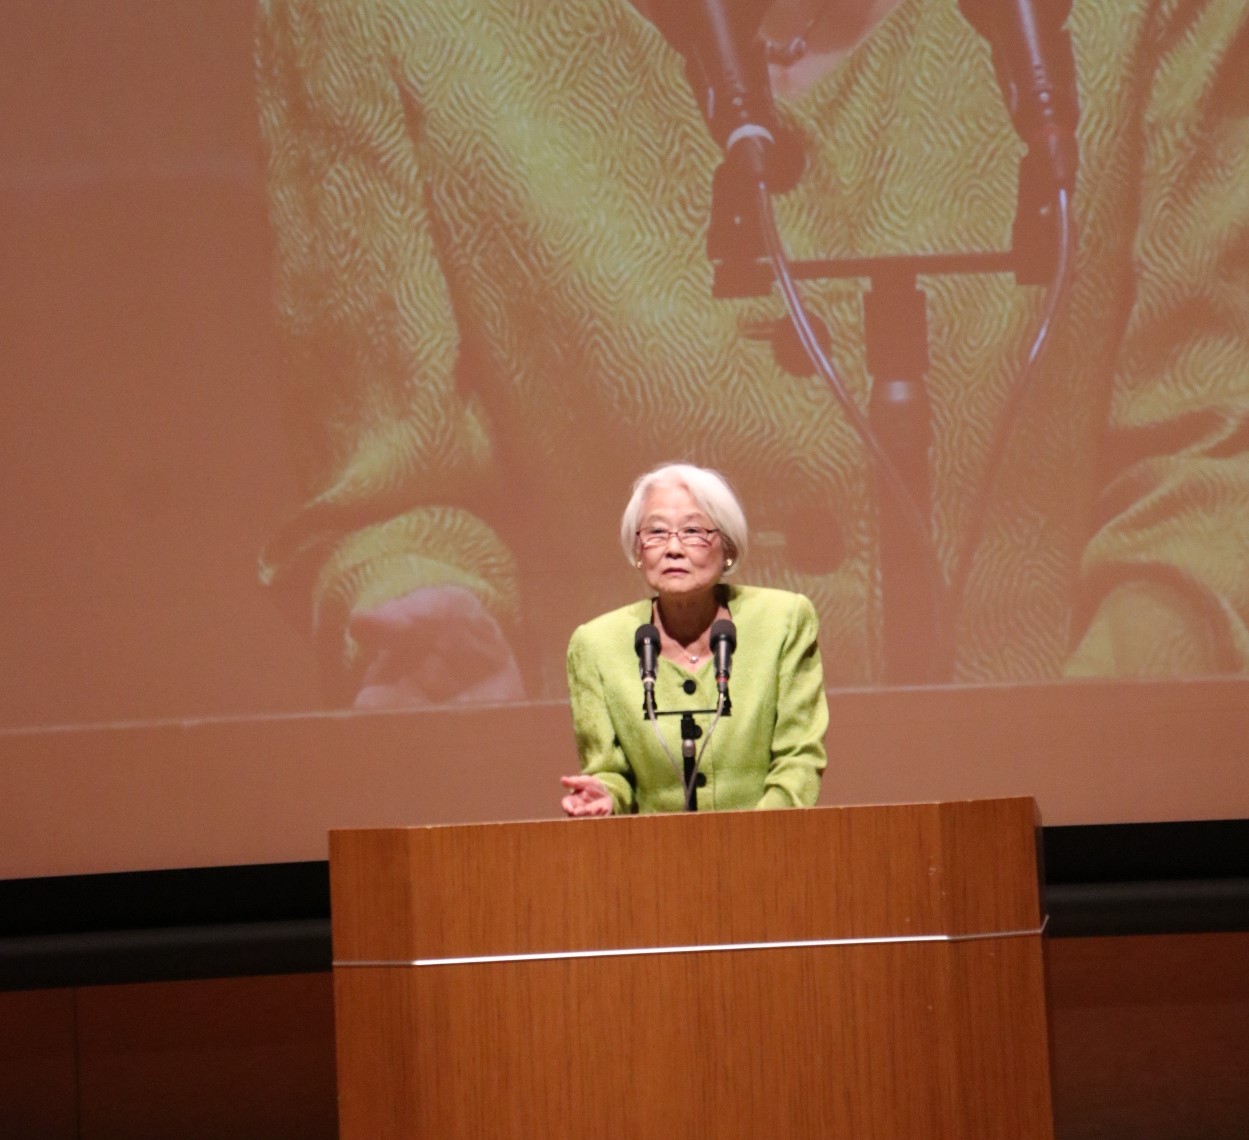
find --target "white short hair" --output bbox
[619,463,748,572]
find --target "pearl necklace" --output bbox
[652,599,720,666]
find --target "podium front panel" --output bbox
[331,799,1053,1138]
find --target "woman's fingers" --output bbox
[560,775,611,816]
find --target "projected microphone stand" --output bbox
[706,151,1063,685]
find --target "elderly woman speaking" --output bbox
[561,463,828,816]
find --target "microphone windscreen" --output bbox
[635,623,660,656]
[709,618,737,651]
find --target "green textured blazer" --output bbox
[566,585,828,813]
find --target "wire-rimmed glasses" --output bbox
[636,526,720,549]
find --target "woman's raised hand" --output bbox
[560,774,613,817]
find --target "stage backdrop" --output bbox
[2,0,1247,879]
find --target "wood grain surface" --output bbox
[332,800,1053,1138]
[330,799,1043,962]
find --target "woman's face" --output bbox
[635,482,727,603]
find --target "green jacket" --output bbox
[567,585,829,813]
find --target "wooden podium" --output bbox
[330,798,1054,1138]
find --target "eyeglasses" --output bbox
[636,526,721,549]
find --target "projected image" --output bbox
[254,0,1249,709]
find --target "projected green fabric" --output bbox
[256,0,1249,699]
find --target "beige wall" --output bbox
[3,677,1246,881]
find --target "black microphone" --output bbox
[959,0,1078,282]
[647,0,792,184]
[647,1,803,297]
[958,0,1079,194]
[635,623,660,715]
[709,618,737,703]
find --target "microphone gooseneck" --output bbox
[644,0,779,179]
[714,621,729,684]
[958,0,1079,195]
[709,618,737,703]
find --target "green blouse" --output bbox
[566,585,828,813]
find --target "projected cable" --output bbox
[948,187,1076,623]
[752,178,954,679]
